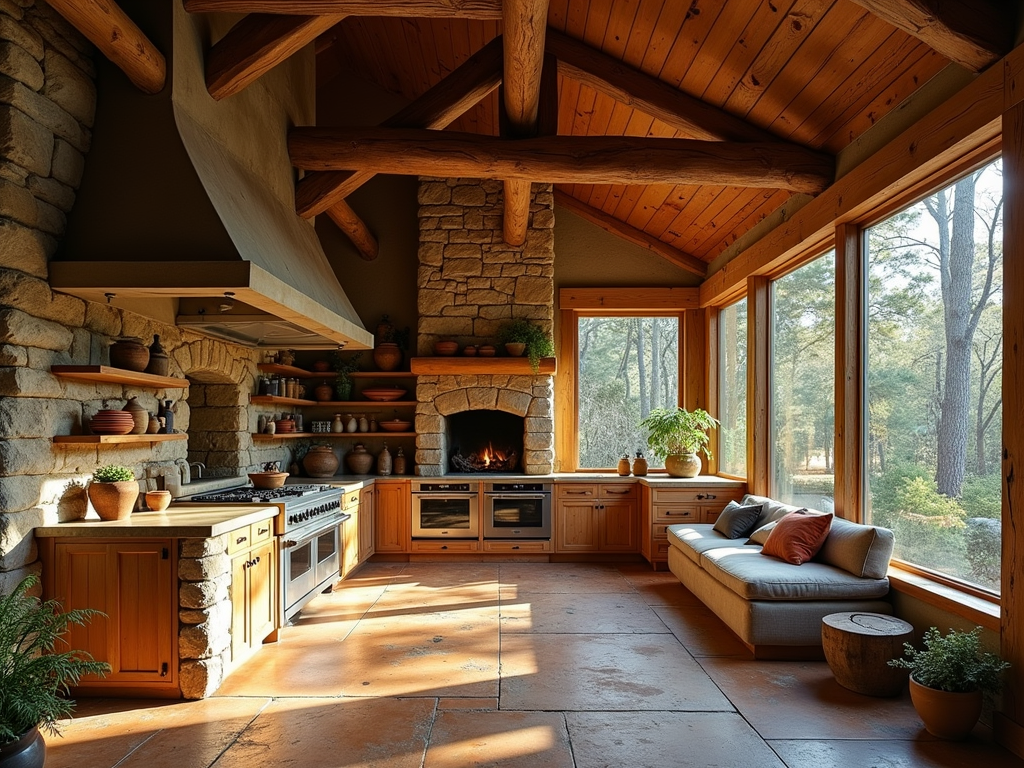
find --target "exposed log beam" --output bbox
[296,36,505,218]
[546,28,778,143]
[845,0,1012,73]
[289,128,836,194]
[46,0,165,94]
[183,0,502,16]
[501,0,549,246]
[326,200,378,260]
[554,191,706,277]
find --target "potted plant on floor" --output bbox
[0,574,109,768]
[888,626,1009,740]
[87,464,139,520]
[496,319,553,373]
[639,407,719,477]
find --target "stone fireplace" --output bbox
[414,178,555,476]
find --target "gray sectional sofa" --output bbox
[666,494,896,658]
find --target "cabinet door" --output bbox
[375,482,410,552]
[230,551,249,663]
[248,540,276,646]
[359,488,375,562]
[600,500,638,551]
[555,500,600,551]
[341,514,359,577]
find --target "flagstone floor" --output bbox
[44,562,1024,767]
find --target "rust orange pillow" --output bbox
[761,510,833,565]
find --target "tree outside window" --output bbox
[719,300,747,477]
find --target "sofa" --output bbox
[666,494,896,658]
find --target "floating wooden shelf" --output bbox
[53,433,188,445]
[257,365,415,379]
[409,357,556,375]
[252,432,415,440]
[51,366,189,389]
[250,395,317,407]
[350,371,414,378]
[250,396,417,408]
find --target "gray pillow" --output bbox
[746,520,778,545]
[712,501,764,539]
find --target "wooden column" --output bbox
[554,307,578,472]
[746,276,770,497]
[834,222,864,522]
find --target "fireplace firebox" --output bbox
[447,410,524,473]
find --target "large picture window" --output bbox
[865,158,1003,594]
[771,252,836,508]
[718,299,747,477]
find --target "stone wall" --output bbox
[177,534,233,699]
[414,178,555,475]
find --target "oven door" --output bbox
[411,493,479,538]
[484,493,552,538]
[280,519,341,623]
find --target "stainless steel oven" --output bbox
[411,481,479,538]
[483,482,552,539]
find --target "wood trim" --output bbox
[888,568,999,632]
[845,0,1011,73]
[705,307,721,477]
[682,308,706,412]
[746,276,770,497]
[46,0,166,94]
[409,357,556,374]
[555,308,577,473]
[288,128,836,194]
[558,287,699,311]
[184,0,503,15]
[553,191,707,277]
[53,434,188,445]
[700,60,1004,307]
[1008,45,1024,110]
[50,366,189,389]
[325,200,378,260]
[834,222,863,522]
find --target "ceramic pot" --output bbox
[346,444,374,475]
[393,447,407,475]
[373,342,402,372]
[665,453,701,478]
[109,339,149,372]
[617,456,631,476]
[632,454,648,477]
[909,677,983,740]
[88,480,139,521]
[303,446,340,478]
[314,383,334,402]
[145,490,172,512]
[145,334,169,377]
[248,471,288,489]
[377,443,392,476]
[0,726,45,768]
[434,340,459,356]
[504,342,526,357]
[123,396,148,435]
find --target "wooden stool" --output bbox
[822,612,913,697]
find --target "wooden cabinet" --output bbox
[228,522,278,669]
[340,488,361,577]
[375,481,410,553]
[42,537,177,695]
[643,482,746,569]
[554,483,638,553]
[358,487,375,563]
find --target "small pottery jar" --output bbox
[617,454,631,477]
[315,382,334,402]
[258,414,267,434]
[393,447,407,475]
[358,415,369,433]
[265,419,276,435]
[303,445,340,478]
[145,334,170,377]
[345,414,358,433]
[346,443,374,474]
[373,342,402,372]
[478,345,496,357]
[123,396,148,435]
[147,414,161,434]
[332,414,344,433]
[369,416,378,432]
[110,338,149,372]
[377,443,392,476]
[463,345,477,356]
[632,451,648,477]
[145,490,172,512]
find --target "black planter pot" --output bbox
[0,727,45,768]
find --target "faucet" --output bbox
[189,462,206,479]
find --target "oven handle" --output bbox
[484,493,550,500]
[411,493,479,499]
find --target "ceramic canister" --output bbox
[123,396,148,435]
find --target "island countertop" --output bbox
[33,503,279,539]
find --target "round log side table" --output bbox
[822,612,914,697]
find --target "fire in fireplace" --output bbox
[447,410,524,473]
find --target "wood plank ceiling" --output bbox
[316,0,952,268]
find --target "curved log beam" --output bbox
[289,128,836,194]
[326,200,378,260]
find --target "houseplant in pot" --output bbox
[87,465,139,520]
[496,319,553,373]
[331,351,362,401]
[639,407,719,477]
[888,626,1009,739]
[0,574,110,767]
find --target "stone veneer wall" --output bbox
[415,178,555,475]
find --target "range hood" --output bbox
[51,2,372,351]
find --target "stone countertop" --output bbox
[297,473,745,487]
[34,504,279,539]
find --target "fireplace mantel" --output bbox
[410,357,556,375]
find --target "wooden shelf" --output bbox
[53,433,188,445]
[409,357,556,375]
[250,395,318,407]
[350,371,414,378]
[257,365,415,379]
[251,396,416,408]
[252,432,415,440]
[51,366,188,389]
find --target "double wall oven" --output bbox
[411,481,552,540]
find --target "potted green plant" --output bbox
[0,574,109,767]
[638,407,719,477]
[888,626,1009,740]
[87,465,139,521]
[331,351,363,400]
[496,319,554,372]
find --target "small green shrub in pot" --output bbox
[496,319,553,372]
[92,465,135,483]
[88,465,139,520]
[639,407,719,476]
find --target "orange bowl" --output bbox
[379,420,412,432]
[361,387,407,401]
[248,471,289,489]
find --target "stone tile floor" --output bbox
[44,562,1024,767]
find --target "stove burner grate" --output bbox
[189,484,332,504]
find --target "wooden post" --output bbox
[834,222,863,522]
[747,276,770,497]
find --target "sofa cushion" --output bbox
[667,524,744,564]
[762,510,832,565]
[740,494,802,530]
[746,520,777,545]
[816,516,895,579]
[712,501,764,539]
[699,546,890,601]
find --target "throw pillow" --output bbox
[761,509,833,565]
[712,500,764,539]
[746,520,778,545]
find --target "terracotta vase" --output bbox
[665,453,701,478]
[346,443,374,475]
[0,725,45,768]
[123,396,148,435]
[909,677,983,740]
[504,342,526,357]
[373,342,402,372]
[303,446,340,478]
[145,334,169,377]
[109,339,149,372]
[88,481,139,521]
[314,383,334,402]
[145,490,172,512]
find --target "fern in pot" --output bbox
[496,319,553,373]
[889,626,1008,740]
[639,407,719,477]
[0,574,109,767]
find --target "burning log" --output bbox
[450,443,518,472]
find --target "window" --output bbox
[865,158,1003,594]
[718,299,747,477]
[577,316,680,469]
[771,252,836,508]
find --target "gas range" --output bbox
[183,484,344,535]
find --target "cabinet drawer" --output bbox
[652,505,700,523]
[342,490,360,511]
[653,538,672,560]
[651,488,735,504]
[598,484,636,500]
[409,539,480,553]
[250,519,274,546]
[653,523,674,538]
[557,484,598,499]
[227,526,253,555]
[483,540,552,553]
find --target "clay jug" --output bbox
[377,443,393,476]
[358,415,369,432]
[303,445,340,478]
[345,414,358,433]
[123,396,148,435]
[109,338,149,372]
[393,447,407,475]
[632,451,648,477]
[373,342,402,372]
[617,454,631,477]
[145,334,170,377]
[314,382,334,402]
[346,443,374,475]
